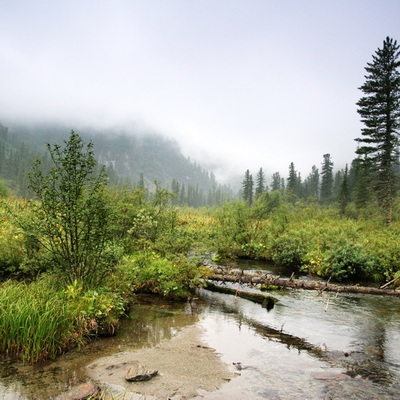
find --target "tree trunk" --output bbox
[204,281,277,309]
[206,266,400,296]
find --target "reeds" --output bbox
[0,278,80,363]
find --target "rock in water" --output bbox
[55,381,101,400]
[125,363,158,382]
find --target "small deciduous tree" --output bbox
[28,131,112,288]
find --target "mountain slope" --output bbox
[0,122,233,205]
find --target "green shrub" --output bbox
[120,252,203,299]
[269,231,309,269]
[0,180,9,198]
[63,280,127,336]
[0,220,26,278]
[318,241,375,282]
[0,199,49,279]
[361,229,400,281]
[212,201,272,259]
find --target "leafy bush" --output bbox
[119,187,196,258]
[320,241,375,282]
[0,220,26,278]
[212,201,272,259]
[361,228,400,281]
[63,280,126,336]
[0,200,44,279]
[269,231,309,269]
[0,180,9,198]
[120,252,203,299]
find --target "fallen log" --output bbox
[206,266,400,296]
[204,281,277,310]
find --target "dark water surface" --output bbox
[1,281,400,399]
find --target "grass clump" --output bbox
[0,276,127,363]
[0,278,80,363]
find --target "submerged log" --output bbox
[204,282,277,310]
[206,266,400,296]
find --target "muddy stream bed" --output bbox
[2,266,400,399]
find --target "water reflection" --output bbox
[1,289,400,399]
[198,287,400,398]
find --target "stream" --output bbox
[1,262,400,399]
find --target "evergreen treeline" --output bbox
[241,153,348,206]
[241,37,400,223]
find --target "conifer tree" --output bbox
[255,167,266,199]
[338,164,350,214]
[271,172,282,191]
[353,157,373,209]
[242,169,254,205]
[320,154,334,203]
[304,165,319,199]
[137,173,145,190]
[355,37,400,223]
[287,162,299,196]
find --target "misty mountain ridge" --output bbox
[0,121,234,205]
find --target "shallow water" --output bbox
[198,287,400,399]
[1,285,400,399]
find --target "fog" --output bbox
[1,1,400,183]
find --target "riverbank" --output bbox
[86,324,235,399]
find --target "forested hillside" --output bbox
[0,122,233,206]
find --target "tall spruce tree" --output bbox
[355,37,400,223]
[287,162,301,198]
[255,167,266,199]
[271,172,282,191]
[338,164,350,214]
[353,157,373,209]
[242,169,254,205]
[287,162,297,193]
[304,165,319,199]
[320,154,334,203]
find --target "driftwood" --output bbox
[380,274,400,289]
[204,282,277,310]
[206,266,400,296]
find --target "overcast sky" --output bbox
[1,1,400,183]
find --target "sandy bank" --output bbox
[86,324,235,399]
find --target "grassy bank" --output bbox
[0,277,126,363]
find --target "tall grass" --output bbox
[0,278,81,363]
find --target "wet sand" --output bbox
[86,324,235,399]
